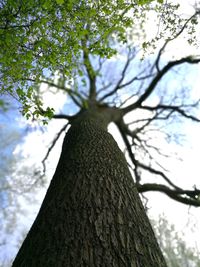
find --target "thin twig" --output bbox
[42,123,69,174]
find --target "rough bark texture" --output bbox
[12,111,167,267]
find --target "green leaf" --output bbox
[0,99,9,111]
[56,0,64,4]
[137,0,153,5]
[45,107,55,118]
[16,88,25,98]
[42,0,52,9]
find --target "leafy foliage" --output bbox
[0,0,180,118]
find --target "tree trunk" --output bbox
[12,110,167,267]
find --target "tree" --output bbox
[0,98,44,264]
[0,0,200,266]
[152,214,200,267]
[0,110,24,264]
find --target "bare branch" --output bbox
[81,27,96,102]
[96,57,107,73]
[26,78,80,98]
[117,120,141,183]
[137,183,200,207]
[117,120,181,189]
[99,48,136,102]
[141,104,200,122]
[118,72,155,91]
[119,92,139,108]
[53,114,74,121]
[122,56,200,114]
[136,161,181,190]
[42,123,69,174]
[26,78,83,108]
[97,82,113,96]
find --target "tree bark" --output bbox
[12,110,167,267]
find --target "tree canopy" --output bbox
[0,0,182,117]
[1,0,200,265]
[1,0,200,205]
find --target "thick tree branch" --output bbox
[81,29,96,102]
[53,114,74,121]
[122,56,200,114]
[137,183,200,207]
[136,162,181,190]
[140,104,200,122]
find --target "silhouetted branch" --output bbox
[27,78,83,108]
[53,114,74,121]
[136,161,181,190]
[119,73,155,91]
[118,117,200,206]
[117,121,141,183]
[141,104,200,122]
[122,56,200,114]
[96,57,107,73]
[99,48,136,101]
[81,27,96,102]
[118,93,137,108]
[137,183,200,207]
[42,123,69,174]
[117,120,181,189]
[97,82,113,96]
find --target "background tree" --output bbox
[1,0,200,266]
[0,108,24,265]
[0,97,45,264]
[152,214,200,267]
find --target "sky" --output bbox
[1,0,200,264]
